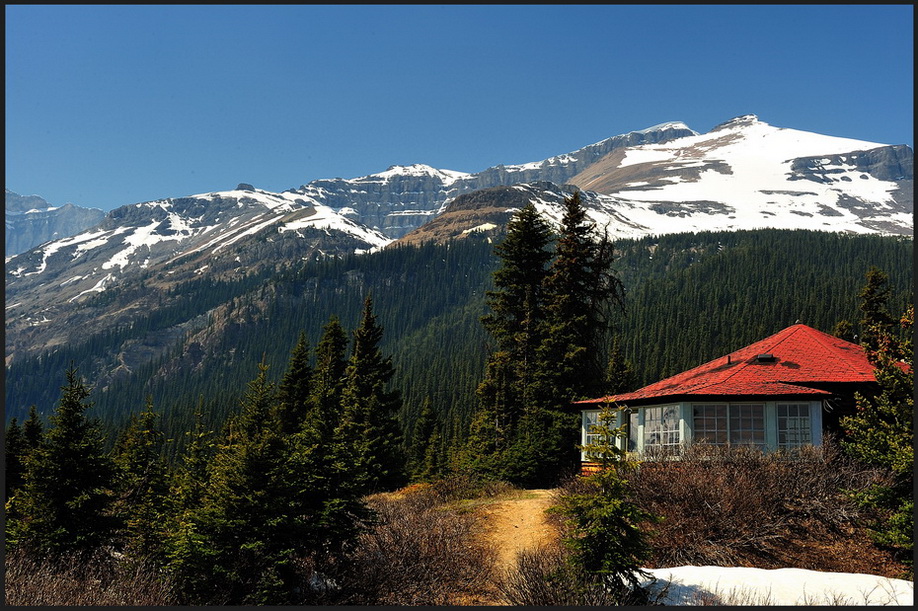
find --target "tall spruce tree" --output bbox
[467,203,554,481]
[336,295,406,494]
[274,332,313,435]
[4,418,25,500]
[6,366,118,556]
[111,397,170,562]
[530,191,625,483]
[541,191,624,401]
[306,316,349,444]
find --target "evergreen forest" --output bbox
[6,226,911,462]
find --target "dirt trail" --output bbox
[481,488,559,572]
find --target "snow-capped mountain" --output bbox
[4,115,913,365]
[5,185,389,362]
[290,116,911,242]
[5,189,105,257]
[568,115,912,237]
[286,121,698,238]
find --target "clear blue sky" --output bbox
[6,4,914,211]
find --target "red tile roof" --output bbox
[579,324,880,405]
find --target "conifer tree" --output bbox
[168,354,369,604]
[857,266,897,352]
[6,366,118,556]
[336,295,406,493]
[111,397,170,562]
[604,338,637,396]
[168,362,296,603]
[306,316,349,444]
[481,201,554,361]
[842,301,913,561]
[555,401,656,602]
[407,396,443,482]
[541,191,624,401]
[171,403,215,512]
[4,418,25,500]
[467,203,554,481]
[274,332,312,435]
[22,405,44,453]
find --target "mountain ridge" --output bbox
[5,115,913,368]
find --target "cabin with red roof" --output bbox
[575,324,883,466]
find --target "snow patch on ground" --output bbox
[639,565,913,606]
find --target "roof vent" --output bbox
[756,353,777,363]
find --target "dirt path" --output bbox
[481,488,559,572]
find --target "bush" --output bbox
[4,547,175,606]
[497,543,664,605]
[335,477,498,605]
[628,438,891,568]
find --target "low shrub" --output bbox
[334,476,498,605]
[497,543,665,605]
[4,547,175,606]
[628,438,891,567]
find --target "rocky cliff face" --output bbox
[289,122,698,239]
[5,190,105,257]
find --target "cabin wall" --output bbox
[581,398,825,460]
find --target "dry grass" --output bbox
[4,547,175,606]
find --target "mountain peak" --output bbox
[711,114,761,131]
[632,121,696,135]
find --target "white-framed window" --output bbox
[692,404,727,444]
[582,410,602,452]
[644,405,681,449]
[691,403,765,449]
[628,408,639,452]
[729,404,766,448]
[777,403,811,449]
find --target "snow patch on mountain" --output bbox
[358,164,471,186]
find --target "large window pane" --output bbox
[777,403,811,449]
[645,405,680,449]
[728,404,765,448]
[693,404,727,444]
[691,403,765,448]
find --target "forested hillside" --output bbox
[5,229,912,461]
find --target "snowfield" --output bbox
[639,565,913,606]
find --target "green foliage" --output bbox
[6,367,118,556]
[842,288,913,563]
[467,194,624,486]
[110,398,171,562]
[407,397,445,482]
[274,332,313,435]
[604,338,637,395]
[540,191,624,400]
[554,402,656,597]
[306,316,348,444]
[336,295,407,494]
[481,202,554,355]
[166,323,375,604]
[857,266,898,352]
[4,418,26,500]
